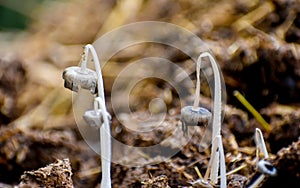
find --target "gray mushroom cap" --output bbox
[257,160,277,176]
[83,110,103,128]
[181,106,212,134]
[62,66,97,94]
[83,109,111,128]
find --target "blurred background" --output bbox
[0,0,299,187]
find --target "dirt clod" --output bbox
[19,158,73,188]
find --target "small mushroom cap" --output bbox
[257,160,277,176]
[83,110,103,128]
[83,109,111,128]
[181,106,211,134]
[62,66,97,94]
[181,106,211,126]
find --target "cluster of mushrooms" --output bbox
[63,44,111,188]
[62,44,276,188]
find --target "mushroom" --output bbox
[183,52,226,188]
[181,106,211,134]
[62,44,111,188]
[62,44,105,98]
[83,98,112,128]
[180,51,213,135]
[257,160,277,176]
[62,66,97,94]
[247,128,277,188]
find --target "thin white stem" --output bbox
[193,59,201,110]
[217,136,226,188]
[80,46,88,72]
[200,52,222,140]
[204,135,226,187]
[255,128,269,158]
[96,97,112,188]
[81,44,111,188]
[94,99,98,114]
[210,139,220,183]
[81,44,106,101]
[196,52,223,183]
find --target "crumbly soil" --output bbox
[0,0,299,187]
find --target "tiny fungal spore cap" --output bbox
[181,106,212,134]
[83,110,103,128]
[62,66,97,94]
[257,159,277,176]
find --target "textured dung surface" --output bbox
[0,0,299,187]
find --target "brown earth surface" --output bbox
[0,0,300,187]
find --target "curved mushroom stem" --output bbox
[200,52,222,142]
[96,97,112,188]
[196,52,224,185]
[80,44,105,101]
[255,128,269,158]
[81,44,111,188]
[246,128,270,188]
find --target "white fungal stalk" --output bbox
[198,52,222,145]
[96,97,112,188]
[247,128,270,188]
[62,44,112,187]
[82,44,111,188]
[81,44,105,101]
[247,128,277,188]
[216,135,226,188]
[193,57,201,110]
[195,52,226,187]
[255,128,269,158]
